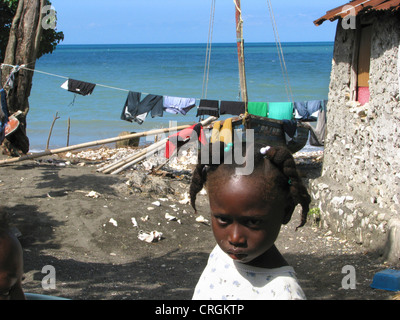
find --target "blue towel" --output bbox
[307,100,322,115]
[294,101,309,119]
[294,100,324,120]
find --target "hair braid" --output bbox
[190,141,227,213]
[262,146,311,230]
[189,141,311,230]
[189,163,206,214]
[0,209,10,233]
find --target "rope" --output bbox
[266,0,294,103]
[1,63,215,103]
[202,0,216,100]
[2,63,142,94]
[233,0,241,14]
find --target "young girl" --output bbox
[0,213,25,300]
[189,141,311,300]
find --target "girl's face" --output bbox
[0,234,25,300]
[208,174,289,267]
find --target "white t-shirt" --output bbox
[192,245,306,300]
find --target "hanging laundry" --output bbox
[196,99,220,118]
[211,118,233,145]
[165,123,207,159]
[121,91,141,122]
[163,96,196,115]
[121,91,163,125]
[268,102,294,121]
[61,79,96,96]
[220,101,246,116]
[309,100,327,146]
[210,121,221,143]
[248,101,268,117]
[294,101,309,120]
[0,89,9,144]
[307,100,322,117]
[294,100,323,121]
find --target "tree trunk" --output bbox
[1,0,45,155]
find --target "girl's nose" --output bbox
[228,223,246,247]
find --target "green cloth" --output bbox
[248,102,268,117]
[268,102,294,120]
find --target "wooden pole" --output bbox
[111,143,166,175]
[0,117,217,166]
[46,112,60,150]
[100,139,166,174]
[235,0,248,105]
[67,117,71,147]
[100,116,217,173]
[0,124,193,166]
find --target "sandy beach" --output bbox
[0,146,397,300]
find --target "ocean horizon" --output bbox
[27,41,334,152]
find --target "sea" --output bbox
[27,42,334,152]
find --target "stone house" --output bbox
[312,0,400,263]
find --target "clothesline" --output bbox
[1,63,145,95]
[1,62,209,101]
[1,63,328,115]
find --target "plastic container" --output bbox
[370,269,400,292]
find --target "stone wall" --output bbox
[311,12,400,264]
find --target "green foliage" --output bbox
[0,0,64,62]
[308,207,321,226]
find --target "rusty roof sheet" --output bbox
[314,0,400,26]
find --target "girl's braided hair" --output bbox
[0,209,11,237]
[189,142,311,230]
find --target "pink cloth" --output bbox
[357,87,370,105]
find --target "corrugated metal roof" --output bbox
[314,0,400,26]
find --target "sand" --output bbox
[0,147,397,300]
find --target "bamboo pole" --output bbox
[0,117,217,166]
[100,116,216,174]
[110,144,165,175]
[0,124,193,166]
[100,139,166,174]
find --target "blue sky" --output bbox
[50,0,343,44]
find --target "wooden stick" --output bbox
[67,117,70,147]
[101,139,166,174]
[96,149,143,173]
[107,116,217,174]
[46,112,60,150]
[0,116,217,166]
[97,139,167,173]
[111,144,165,175]
[153,158,170,172]
[0,124,192,166]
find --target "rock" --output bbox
[116,131,140,148]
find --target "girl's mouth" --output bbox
[227,251,248,261]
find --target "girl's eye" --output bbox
[213,215,230,225]
[246,219,263,228]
